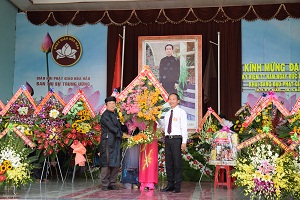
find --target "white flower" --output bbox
[17,107,28,115]
[0,147,22,168]
[16,125,25,133]
[49,109,60,119]
[267,151,272,157]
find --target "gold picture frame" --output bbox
[138,35,202,130]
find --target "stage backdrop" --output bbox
[242,19,300,110]
[14,13,107,112]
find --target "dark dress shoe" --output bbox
[173,188,180,193]
[160,186,174,192]
[102,186,108,191]
[108,185,119,190]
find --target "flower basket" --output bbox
[209,120,238,166]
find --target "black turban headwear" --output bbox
[105,96,116,103]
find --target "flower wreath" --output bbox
[117,74,166,148]
[182,146,213,176]
[64,100,101,147]
[158,142,214,178]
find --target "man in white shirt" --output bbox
[160,93,188,193]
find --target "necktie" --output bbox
[167,110,173,134]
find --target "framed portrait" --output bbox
[138,35,202,131]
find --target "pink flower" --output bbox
[258,160,274,175]
[41,33,53,53]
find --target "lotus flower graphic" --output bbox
[56,43,77,59]
[41,32,53,91]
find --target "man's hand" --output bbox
[122,133,131,139]
[181,143,186,152]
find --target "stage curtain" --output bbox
[107,21,241,120]
[26,3,300,26]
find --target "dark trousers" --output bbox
[165,137,182,189]
[101,166,119,187]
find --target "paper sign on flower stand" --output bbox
[243,94,289,127]
[236,128,298,157]
[100,66,169,115]
[35,89,66,114]
[234,103,251,117]
[117,66,169,102]
[62,89,95,117]
[290,96,300,115]
[0,126,35,148]
[198,107,223,131]
[0,86,36,116]
[0,100,4,110]
[249,95,264,113]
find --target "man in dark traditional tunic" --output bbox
[98,96,125,191]
[159,44,180,94]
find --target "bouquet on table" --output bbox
[0,134,35,188]
[33,92,67,158]
[233,140,300,200]
[117,75,167,148]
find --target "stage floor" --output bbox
[0,179,249,200]
[0,179,250,200]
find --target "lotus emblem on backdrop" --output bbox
[52,35,82,67]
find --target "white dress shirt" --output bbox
[164,105,188,144]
